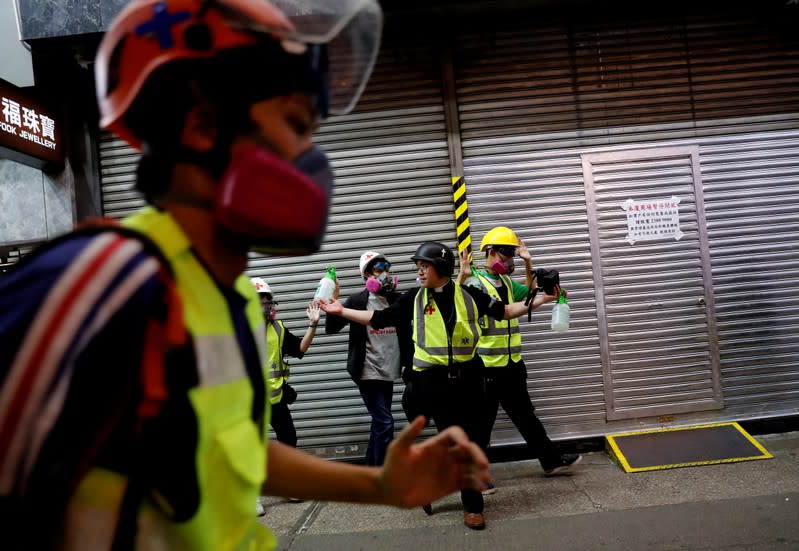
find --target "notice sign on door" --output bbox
[621,196,684,245]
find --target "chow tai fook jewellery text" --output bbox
[0,77,63,168]
[621,196,684,245]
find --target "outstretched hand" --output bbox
[541,284,561,304]
[318,298,343,315]
[306,301,321,323]
[377,416,490,508]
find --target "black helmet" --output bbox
[411,242,455,277]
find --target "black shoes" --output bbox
[543,453,583,476]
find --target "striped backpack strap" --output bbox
[0,218,186,549]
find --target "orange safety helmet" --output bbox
[95,0,383,149]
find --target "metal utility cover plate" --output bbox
[605,422,773,473]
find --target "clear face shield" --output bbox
[269,0,382,116]
[206,0,383,254]
[221,0,382,117]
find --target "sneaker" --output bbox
[255,500,266,517]
[543,453,582,476]
[481,481,497,495]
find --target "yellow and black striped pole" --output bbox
[451,175,472,263]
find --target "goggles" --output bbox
[370,260,391,271]
[492,246,517,258]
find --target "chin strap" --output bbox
[137,138,231,205]
[156,190,216,212]
[144,132,233,211]
[173,144,230,179]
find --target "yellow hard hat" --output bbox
[480,226,520,251]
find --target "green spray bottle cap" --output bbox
[558,289,568,304]
[326,265,337,280]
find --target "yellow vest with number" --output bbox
[266,320,288,404]
[412,284,481,370]
[475,272,522,367]
[65,207,275,551]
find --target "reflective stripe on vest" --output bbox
[61,207,275,551]
[475,272,522,367]
[266,320,289,404]
[412,285,480,370]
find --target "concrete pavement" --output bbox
[259,430,799,550]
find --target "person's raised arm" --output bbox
[503,285,560,319]
[263,416,490,506]
[518,238,535,290]
[456,250,471,286]
[299,301,320,353]
[324,283,353,335]
[319,299,375,326]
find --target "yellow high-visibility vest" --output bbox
[475,272,522,367]
[64,207,275,551]
[266,320,289,404]
[412,284,481,370]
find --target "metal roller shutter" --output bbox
[701,132,799,416]
[0,243,37,274]
[453,7,799,441]
[98,37,453,456]
[250,38,452,454]
[99,136,144,219]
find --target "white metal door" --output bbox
[582,145,722,420]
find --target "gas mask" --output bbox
[365,271,398,294]
[261,297,277,322]
[489,256,516,275]
[215,143,334,255]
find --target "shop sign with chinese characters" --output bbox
[0,77,62,168]
[621,196,684,245]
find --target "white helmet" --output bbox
[251,277,273,296]
[359,251,388,278]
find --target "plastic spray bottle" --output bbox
[550,288,570,332]
[462,263,481,289]
[314,265,337,302]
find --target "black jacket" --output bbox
[324,289,411,383]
